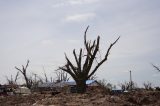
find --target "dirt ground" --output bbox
[0,90,160,106]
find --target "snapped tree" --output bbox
[59,26,120,93]
[15,60,33,89]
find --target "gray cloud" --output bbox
[0,0,160,86]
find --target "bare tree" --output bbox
[14,71,20,83]
[59,26,120,93]
[15,60,33,89]
[41,67,55,83]
[55,70,70,83]
[118,82,130,91]
[43,67,48,83]
[119,81,138,91]
[5,71,19,85]
[5,75,13,85]
[50,77,53,82]
[143,81,153,90]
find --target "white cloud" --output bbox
[68,0,99,5]
[52,0,99,8]
[68,0,84,5]
[65,13,96,22]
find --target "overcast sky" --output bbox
[0,0,160,87]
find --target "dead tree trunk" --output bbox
[76,79,86,93]
[43,67,48,83]
[15,60,32,89]
[59,26,120,93]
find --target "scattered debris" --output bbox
[0,88,160,106]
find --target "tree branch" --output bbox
[88,36,120,79]
[15,67,23,74]
[152,63,160,72]
[25,60,29,70]
[65,53,79,75]
[15,71,19,83]
[86,36,100,74]
[59,66,77,80]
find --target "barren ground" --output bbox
[0,90,160,106]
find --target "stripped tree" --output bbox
[15,60,33,89]
[55,70,70,83]
[42,67,48,83]
[5,71,19,85]
[59,26,120,93]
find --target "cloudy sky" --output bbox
[0,0,160,87]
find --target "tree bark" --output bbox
[76,79,86,93]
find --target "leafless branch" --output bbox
[152,63,160,72]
